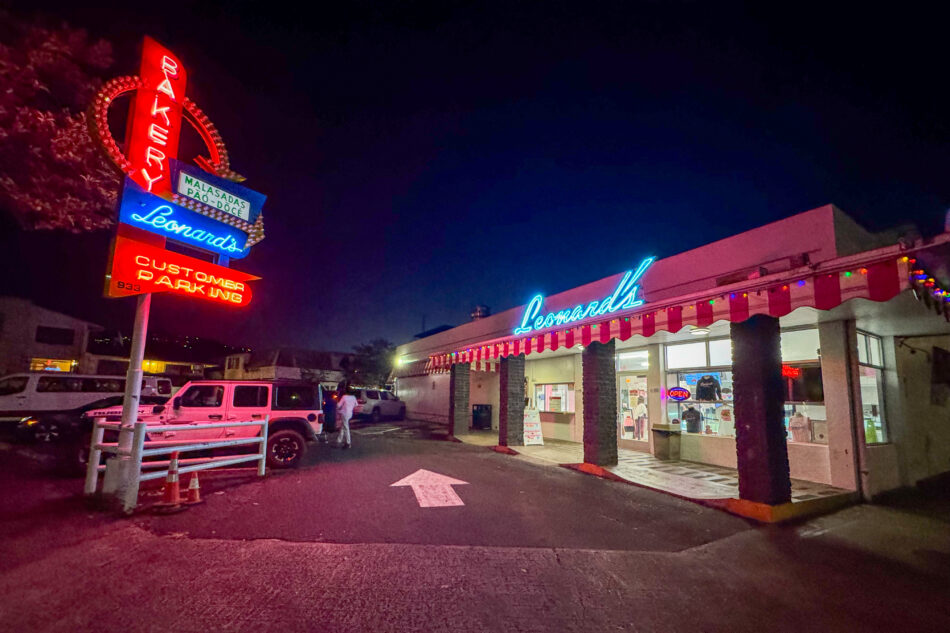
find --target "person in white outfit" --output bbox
[335,387,357,449]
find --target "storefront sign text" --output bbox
[106,236,259,306]
[514,257,655,335]
[781,365,802,379]
[177,171,251,221]
[119,179,250,258]
[126,37,186,194]
[668,387,690,401]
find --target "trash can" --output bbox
[472,404,492,430]
[651,424,681,460]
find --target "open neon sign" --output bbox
[514,257,655,335]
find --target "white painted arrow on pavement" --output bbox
[390,469,469,507]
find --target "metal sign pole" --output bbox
[102,292,151,507]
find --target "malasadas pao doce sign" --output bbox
[177,171,252,221]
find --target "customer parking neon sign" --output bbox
[514,257,655,335]
[106,235,259,306]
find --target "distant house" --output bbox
[0,296,233,384]
[0,297,101,375]
[224,347,353,390]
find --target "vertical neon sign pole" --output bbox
[112,38,187,489]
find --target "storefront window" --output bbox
[617,350,650,441]
[665,330,827,443]
[780,328,826,444]
[665,339,734,436]
[708,339,732,366]
[534,383,575,412]
[666,370,735,435]
[665,342,706,370]
[618,374,649,441]
[29,358,77,372]
[857,332,887,444]
[141,359,167,374]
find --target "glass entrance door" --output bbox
[618,373,649,441]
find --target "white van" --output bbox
[0,373,173,428]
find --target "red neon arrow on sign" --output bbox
[107,235,259,307]
[126,36,187,195]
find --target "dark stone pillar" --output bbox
[499,354,526,446]
[582,340,618,466]
[731,314,792,505]
[448,363,470,437]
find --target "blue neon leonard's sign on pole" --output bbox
[513,257,655,335]
[118,178,251,259]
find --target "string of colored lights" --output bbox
[425,254,940,372]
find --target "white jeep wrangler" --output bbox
[85,380,324,469]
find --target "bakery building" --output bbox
[393,205,950,506]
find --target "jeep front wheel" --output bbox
[267,429,306,469]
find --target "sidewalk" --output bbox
[454,432,854,521]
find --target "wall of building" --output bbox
[818,320,860,490]
[0,297,97,375]
[679,435,832,483]
[525,354,580,441]
[394,206,864,367]
[396,373,451,423]
[891,334,950,487]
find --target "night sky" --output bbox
[5,1,950,351]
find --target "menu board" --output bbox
[523,409,544,446]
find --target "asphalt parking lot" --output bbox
[1,418,949,632]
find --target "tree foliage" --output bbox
[350,339,396,388]
[0,13,120,231]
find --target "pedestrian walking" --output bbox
[335,386,358,449]
[318,387,338,443]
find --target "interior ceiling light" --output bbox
[690,327,710,336]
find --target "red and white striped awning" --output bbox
[424,256,922,373]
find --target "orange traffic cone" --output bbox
[185,473,203,505]
[153,451,183,513]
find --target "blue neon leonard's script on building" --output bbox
[513,257,655,335]
[118,178,251,259]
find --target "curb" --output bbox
[559,462,856,524]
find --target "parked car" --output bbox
[84,380,324,469]
[18,394,170,474]
[352,387,405,422]
[0,373,172,441]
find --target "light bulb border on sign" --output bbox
[87,75,265,246]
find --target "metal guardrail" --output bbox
[84,416,269,512]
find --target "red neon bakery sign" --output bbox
[88,37,241,190]
[107,235,259,306]
[126,37,186,194]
